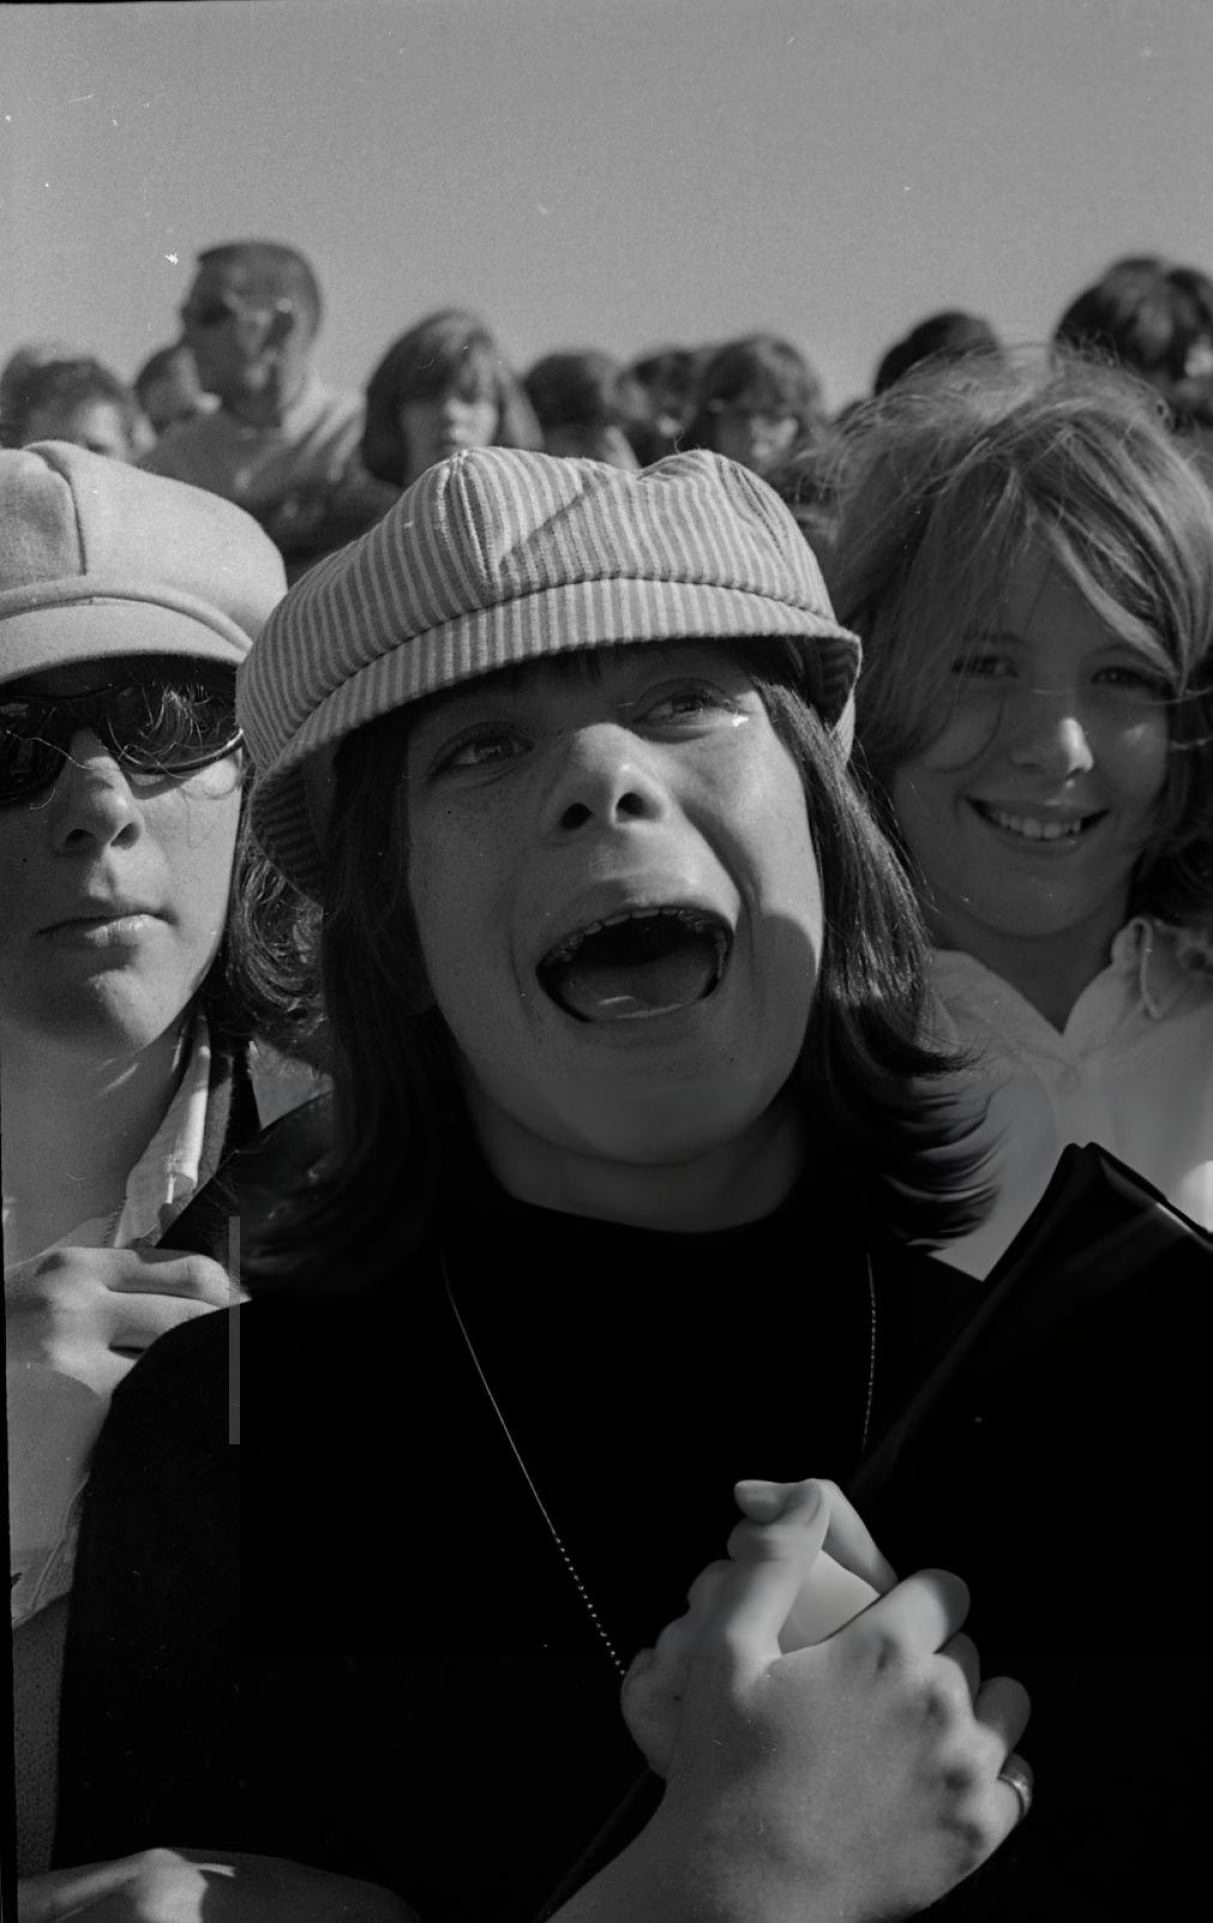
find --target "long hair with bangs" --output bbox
[360,308,542,487]
[254,643,991,1290]
[825,353,1213,924]
[683,333,827,453]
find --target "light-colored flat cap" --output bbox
[0,440,286,685]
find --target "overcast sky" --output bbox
[5,0,1212,412]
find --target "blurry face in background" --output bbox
[23,399,135,461]
[707,391,801,475]
[140,356,209,438]
[180,258,299,408]
[399,375,500,483]
[543,423,639,470]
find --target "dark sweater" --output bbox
[54,1178,974,1919]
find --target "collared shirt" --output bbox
[929,917,1213,1278]
[139,374,364,510]
[7,1011,223,1627]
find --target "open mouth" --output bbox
[969,801,1104,844]
[537,906,732,1023]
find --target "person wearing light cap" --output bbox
[0,441,325,1885]
[50,448,1033,1921]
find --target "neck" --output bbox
[930,905,1127,1030]
[1,1026,184,1267]
[223,363,309,429]
[464,1090,806,1233]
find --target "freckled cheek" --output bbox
[409,845,516,1020]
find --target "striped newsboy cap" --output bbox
[239,446,862,895]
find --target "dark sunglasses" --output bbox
[179,294,294,332]
[179,295,243,331]
[0,678,243,804]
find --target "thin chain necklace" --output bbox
[441,1253,628,1677]
[440,1247,878,1682]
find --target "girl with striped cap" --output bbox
[50,449,1034,1923]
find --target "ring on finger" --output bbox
[997,1755,1034,1824]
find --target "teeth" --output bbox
[983,807,1090,842]
[542,905,726,970]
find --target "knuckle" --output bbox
[685,1560,730,1609]
[940,1757,983,1800]
[31,1249,74,1278]
[126,1845,183,1873]
[856,1625,908,1675]
[944,1810,999,1869]
[194,1254,236,1300]
[917,1679,964,1731]
[922,1659,974,1727]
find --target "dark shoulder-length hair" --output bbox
[826,352,1213,926]
[177,663,325,1060]
[683,333,827,453]
[360,308,542,486]
[253,642,991,1292]
[1055,256,1213,432]
[204,800,326,1064]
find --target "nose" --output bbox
[1005,690,1095,779]
[45,731,144,853]
[541,724,669,837]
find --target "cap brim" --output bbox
[248,579,861,897]
[0,596,249,685]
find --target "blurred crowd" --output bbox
[5,241,1212,586]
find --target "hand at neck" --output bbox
[222,361,310,430]
[1,1024,186,1268]
[463,1084,806,1234]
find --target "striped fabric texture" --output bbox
[238,446,861,895]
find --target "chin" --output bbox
[31,990,190,1064]
[559,1086,773,1169]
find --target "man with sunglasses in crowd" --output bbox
[1,441,302,1877]
[141,240,393,579]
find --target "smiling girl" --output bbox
[826,356,1213,1274]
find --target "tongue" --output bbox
[555,942,718,1021]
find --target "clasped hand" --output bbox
[622,1478,1031,1922]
